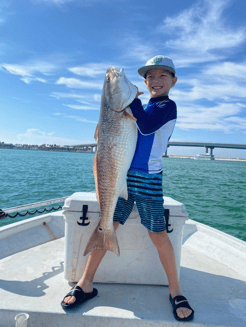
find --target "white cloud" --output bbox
[2,61,56,76]
[172,75,246,102]
[224,116,246,131]
[51,112,98,124]
[1,61,57,83]
[69,63,111,77]
[160,0,246,66]
[49,0,73,3]
[0,2,11,25]
[119,1,246,72]
[76,100,95,105]
[17,128,82,145]
[50,92,86,100]
[21,77,47,84]
[35,0,115,6]
[120,35,156,62]
[67,115,98,124]
[56,77,103,89]
[36,0,74,4]
[2,64,31,76]
[173,54,225,68]
[20,128,54,137]
[176,102,246,133]
[129,43,154,62]
[51,91,100,111]
[93,94,101,101]
[63,104,99,110]
[204,62,246,81]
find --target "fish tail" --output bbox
[83,224,120,256]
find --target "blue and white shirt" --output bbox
[129,95,177,174]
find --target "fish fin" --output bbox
[93,152,100,207]
[119,182,128,200]
[94,123,99,142]
[123,111,137,121]
[83,224,120,256]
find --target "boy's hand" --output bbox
[136,91,144,98]
[135,86,144,98]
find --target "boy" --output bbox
[61,55,194,322]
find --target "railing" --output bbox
[0,196,68,220]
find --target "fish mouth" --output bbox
[105,67,137,111]
[106,67,119,82]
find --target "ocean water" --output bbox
[1,149,246,242]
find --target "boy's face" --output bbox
[144,68,177,98]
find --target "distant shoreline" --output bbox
[1,148,246,162]
[166,155,246,162]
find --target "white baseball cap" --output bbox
[138,55,176,77]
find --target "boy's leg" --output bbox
[63,221,120,305]
[63,193,134,305]
[148,230,192,319]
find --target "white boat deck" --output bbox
[0,214,246,327]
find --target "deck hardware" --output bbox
[77,205,90,226]
[164,209,173,233]
[0,209,6,219]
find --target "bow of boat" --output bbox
[0,203,246,327]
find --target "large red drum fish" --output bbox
[83,67,138,256]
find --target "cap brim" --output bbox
[138,65,175,77]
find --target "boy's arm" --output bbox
[129,98,177,135]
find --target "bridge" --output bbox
[165,142,246,157]
[67,142,246,157]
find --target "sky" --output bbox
[0,0,246,158]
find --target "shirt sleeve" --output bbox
[129,98,177,135]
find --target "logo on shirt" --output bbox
[156,100,168,108]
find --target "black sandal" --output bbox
[169,294,194,322]
[61,285,98,309]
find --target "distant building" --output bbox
[0,142,14,149]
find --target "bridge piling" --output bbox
[68,142,246,157]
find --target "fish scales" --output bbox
[98,111,136,225]
[83,67,138,256]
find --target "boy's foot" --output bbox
[61,282,96,308]
[169,293,194,321]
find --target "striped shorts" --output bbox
[113,170,166,233]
